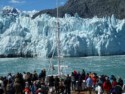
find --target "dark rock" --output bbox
[32,0,125,19]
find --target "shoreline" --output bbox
[0,54,125,58]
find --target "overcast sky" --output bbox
[0,0,67,11]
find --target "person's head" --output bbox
[105,76,109,80]
[67,74,69,77]
[43,69,46,72]
[82,69,85,72]
[98,75,101,79]
[86,73,89,76]
[112,77,116,81]
[98,83,102,86]
[71,72,74,76]
[8,73,11,76]
[89,75,91,78]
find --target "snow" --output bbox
[0,7,125,57]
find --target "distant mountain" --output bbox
[32,0,125,19]
[2,6,19,15]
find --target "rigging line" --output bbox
[56,0,61,76]
[48,41,56,73]
[48,30,56,72]
[48,0,60,74]
[51,29,57,58]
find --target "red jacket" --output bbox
[24,87,31,94]
[92,77,97,85]
[112,81,117,88]
[103,81,112,92]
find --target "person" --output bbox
[74,70,77,76]
[7,73,12,81]
[36,88,42,94]
[0,84,4,94]
[48,76,54,93]
[97,76,103,86]
[41,80,49,94]
[113,83,122,94]
[14,80,23,94]
[64,74,71,94]
[103,77,112,94]
[42,69,46,81]
[118,77,123,87]
[23,72,26,80]
[39,69,46,81]
[39,70,43,80]
[85,73,89,80]
[49,76,54,87]
[23,86,31,94]
[77,75,82,93]
[86,76,93,94]
[81,69,86,80]
[122,84,125,93]
[31,81,37,94]
[0,77,3,89]
[6,80,14,94]
[60,79,65,94]
[92,74,97,88]
[95,83,103,94]
[71,72,75,90]
[54,76,60,94]
[111,78,117,88]
[32,71,38,81]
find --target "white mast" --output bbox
[56,0,61,76]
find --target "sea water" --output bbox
[0,55,125,81]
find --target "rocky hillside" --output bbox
[32,0,125,19]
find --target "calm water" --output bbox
[0,55,125,81]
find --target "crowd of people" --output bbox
[0,69,124,94]
[70,70,125,94]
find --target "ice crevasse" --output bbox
[0,6,125,57]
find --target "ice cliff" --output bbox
[0,6,125,57]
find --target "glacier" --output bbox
[0,6,125,57]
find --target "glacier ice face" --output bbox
[0,7,125,57]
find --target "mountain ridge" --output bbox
[32,0,125,19]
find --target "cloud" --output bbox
[10,0,25,4]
